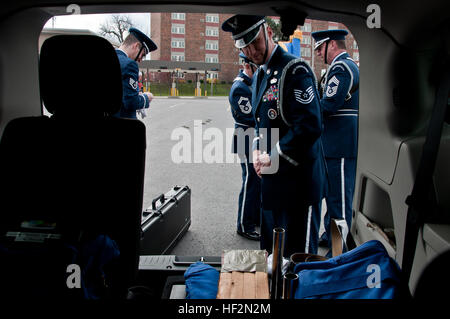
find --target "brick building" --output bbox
[150,12,238,83]
[148,13,359,83]
[300,19,359,81]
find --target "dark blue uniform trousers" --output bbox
[237,155,261,233]
[260,201,321,258]
[322,157,356,248]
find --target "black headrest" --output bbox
[39,35,122,116]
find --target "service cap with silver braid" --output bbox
[222,15,266,49]
[128,27,158,61]
[222,15,271,66]
[311,29,348,64]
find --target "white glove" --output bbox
[137,108,147,119]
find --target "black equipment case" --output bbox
[140,185,191,255]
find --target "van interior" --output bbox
[0,0,449,301]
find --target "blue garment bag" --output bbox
[184,262,220,299]
[293,240,402,299]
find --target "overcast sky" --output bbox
[43,13,151,36]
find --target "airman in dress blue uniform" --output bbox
[223,15,328,257]
[312,29,359,250]
[229,52,261,241]
[114,28,158,119]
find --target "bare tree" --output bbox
[99,15,135,44]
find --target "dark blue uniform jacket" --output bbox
[320,52,359,158]
[229,70,255,156]
[115,49,150,119]
[252,46,327,208]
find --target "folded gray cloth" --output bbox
[221,249,267,273]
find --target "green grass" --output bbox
[146,82,232,97]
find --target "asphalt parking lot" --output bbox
[142,97,259,256]
[142,97,326,257]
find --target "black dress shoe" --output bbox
[318,234,329,247]
[318,238,329,247]
[237,230,260,241]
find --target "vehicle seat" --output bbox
[0,35,146,299]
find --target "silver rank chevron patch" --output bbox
[238,96,252,114]
[129,77,138,90]
[326,76,340,97]
[294,86,315,104]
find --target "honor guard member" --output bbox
[222,15,328,257]
[312,29,359,250]
[229,52,261,241]
[115,27,157,119]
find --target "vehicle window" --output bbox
[40,13,359,256]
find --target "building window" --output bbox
[171,39,185,48]
[207,73,218,79]
[205,40,218,50]
[301,23,311,32]
[301,36,311,45]
[205,54,219,63]
[171,52,185,61]
[205,14,219,23]
[171,13,185,20]
[171,24,185,34]
[205,27,219,37]
[302,48,311,57]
